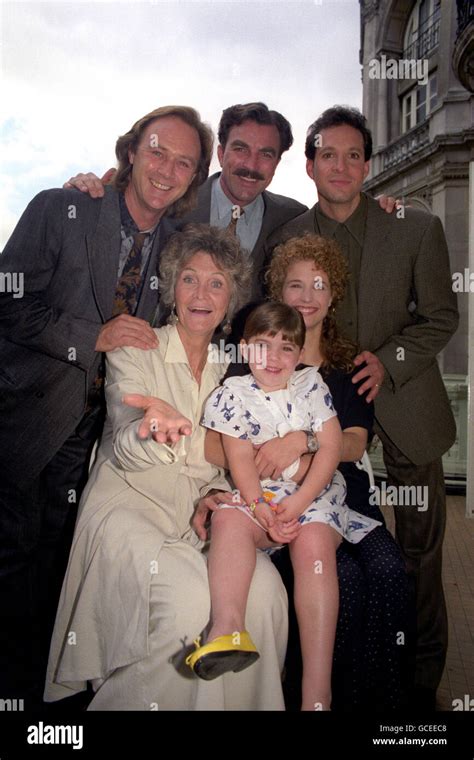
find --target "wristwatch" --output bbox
[306,432,320,454]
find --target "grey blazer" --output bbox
[181,173,307,298]
[267,195,459,465]
[0,186,171,482]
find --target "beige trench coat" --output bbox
[44,325,288,710]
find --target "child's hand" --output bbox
[267,518,301,544]
[276,494,305,522]
[253,500,276,531]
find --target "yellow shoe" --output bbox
[185,631,259,681]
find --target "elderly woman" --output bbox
[44,224,288,711]
[203,233,410,711]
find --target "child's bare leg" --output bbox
[207,508,270,641]
[290,523,342,711]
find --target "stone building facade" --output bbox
[359,0,473,375]
[359,0,474,490]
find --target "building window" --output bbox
[403,0,441,60]
[402,73,438,132]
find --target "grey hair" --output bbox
[159,223,251,322]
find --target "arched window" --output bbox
[403,0,441,59]
[401,0,440,133]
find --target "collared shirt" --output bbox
[104,323,229,505]
[118,192,159,284]
[210,176,265,255]
[314,193,368,343]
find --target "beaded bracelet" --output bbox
[248,493,278,514]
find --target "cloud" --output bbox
[1,0,361,247]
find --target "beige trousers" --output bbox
[89,541,288,710]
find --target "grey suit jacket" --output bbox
[0,186,171,482]
[180,173,307,299]
[267,195,459,464]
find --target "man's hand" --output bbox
[254,431,307,479]
[376,194,401,213]
[122,393,192,444]
[95,315,159,352]
[352,350,385,402]
[63,168,116,198]
[192,491,241,540]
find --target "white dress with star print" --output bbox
[201,367,381,543]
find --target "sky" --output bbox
[0,0,362,248]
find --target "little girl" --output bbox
[188,302,380,710]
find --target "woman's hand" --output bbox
[122,393,192,444]
[253,431,307,479]
[192,491,240,540]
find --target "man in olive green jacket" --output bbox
[268,105,459,710]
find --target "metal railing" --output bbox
[456,0,474,36]
[382,122,430,170]
[403,11,440,60]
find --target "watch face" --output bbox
[307,435,318,453]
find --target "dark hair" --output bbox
[218,102,293,158]
[114,106,213,217]
[243,302,306,349]
[159,223,251,322]
[305,105,373,162]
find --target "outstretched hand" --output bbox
[122,393,192,444]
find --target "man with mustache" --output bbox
[0,105,212,709]
[181,102,306,298]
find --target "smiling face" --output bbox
[307,124,369,220]
[125,115,201,229]
[174,251,231,341]
[217,120,281,207]
[282,260,332,337]
[244,331,303,392]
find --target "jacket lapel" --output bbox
[357,197,391,347]
[86,188,121,323]
[181,174,215,223]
